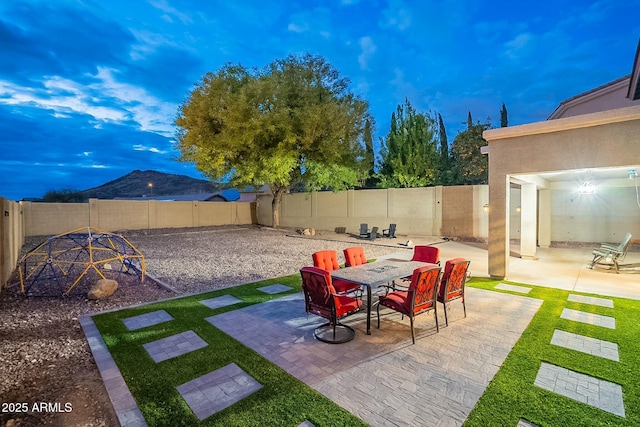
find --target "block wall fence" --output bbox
[0,198,256,288]
[3,183,637,288]
[256,185,490,239]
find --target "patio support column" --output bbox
[538,189,551,248]
[488,174,509,279]
[520,183,537,259]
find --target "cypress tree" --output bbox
[500,103,508,127]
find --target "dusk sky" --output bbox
[1,1,639,201]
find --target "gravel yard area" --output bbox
[0,225,403,427]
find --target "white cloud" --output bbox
[287,22,307,33]
[133,144,166,154]
[0,68,177,137]
[148,0,193,25]
[504,33,534,59]
[358,36,377,70]
[380,0,412,31]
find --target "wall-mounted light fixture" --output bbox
[515,206,521,213]
[628,169,638,180]
[578,182,596,195]
[483,204,489,213]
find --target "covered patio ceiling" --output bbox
[511,165,640,188]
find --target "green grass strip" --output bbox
[464,278,639,427]
[92,274,366,427]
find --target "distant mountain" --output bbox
[79,170,218,199]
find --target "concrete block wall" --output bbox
[258,186,489,238]
[0,198,256,288]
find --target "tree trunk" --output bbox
[271,188,284,228]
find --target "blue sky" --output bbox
[1,0,638,200]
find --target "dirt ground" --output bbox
[0,272,173,427]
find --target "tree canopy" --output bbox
[175,54,370,226]
[450,118,491,184]
[377,99,439,188]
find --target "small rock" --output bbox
[6,419,15,427]
[87,279,118,300]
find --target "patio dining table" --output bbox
[331,259,435,334]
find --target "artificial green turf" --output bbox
[92,274,366,427]
[93,273,640,427]
[464,278,640,427]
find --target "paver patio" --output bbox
[207,287,542,426]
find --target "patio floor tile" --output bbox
[494,283,532,294]
[207,288,542,427]
[143,330,207,363]
[176,363,262,420]
[560,308,616,329]
[200,295,242,310]
[534,362,625,417]
[551,329,619,361]
[257,284,292,294]
[568,294,614,308]
[122,309,174,331]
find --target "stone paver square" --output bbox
[560,308,616,329]
[257,284,292,294]
[494,283,532,294]
[177,363,262,420]
[143,330,207,363]
[200,295,242,310]
[551,329,619,361]
[123,310,174,331]
[534,362,625,417]
[568,294,614,308]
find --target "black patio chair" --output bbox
[368,226,379,241]
[359,223,370,238]
[383,224,397,238]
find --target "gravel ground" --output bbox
[0,225,403,427]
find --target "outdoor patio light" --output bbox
[578,182,596,195]
[483,204,489,213]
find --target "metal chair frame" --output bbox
[377,265,441,344]
[438,259,470,326]
[301,266,363,344]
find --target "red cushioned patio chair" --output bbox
[376,265,441,344]
[437,258,470,326]
[412,245,440,264]
[300,266,363,343]
[343,246,367,267]
[312,250,362,295]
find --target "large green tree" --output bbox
[378,99,439,188]
[175,54,370,226]
[450,117,491,184]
